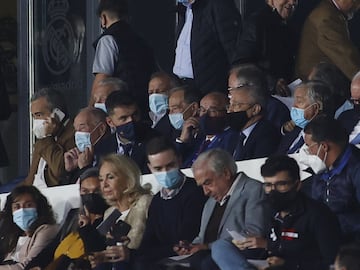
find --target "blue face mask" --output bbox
[169,113,184,130]
[290,107,310,129]
[94,103,107,113]
[149,94,168,115]
[154,168,183,189]
[75,131,91,152]
[13,208,38,231]
[116,121,135,141]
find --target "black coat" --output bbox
[0,72,10,167]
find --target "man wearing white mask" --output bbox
[133,137,206,269]
[24,88,75,188]
[300,115,360,242]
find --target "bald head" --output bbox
[74,107,107,132]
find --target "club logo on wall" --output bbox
[42,0,75,75]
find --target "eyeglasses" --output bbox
[263,180,293,191]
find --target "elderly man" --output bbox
[24,88,75,188]
[300,116,360,242]
[62,107,109,184]
[212,155,341,270]
[174,149,269,270]
[296,0,360,80]
[227,67,280,161]
[277,80,334,154]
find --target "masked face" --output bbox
[33,119,47,139]
[75,131,91,152]
[199,114,227,135]
[149,94,168,115]
[228,111,249,131]
[153,168,183,189]
[169,113,184,130]
[290,103,317,129]
[13,208,38,232]
[94,103,107,113]
[81,193,108,215]
[266,185,298,212]
[298,143,327,174]
[116,121,136,141]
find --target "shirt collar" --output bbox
[242,121,258,139]
[219,175,239,206]
[160,175,187,200]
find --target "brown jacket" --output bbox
[295,0,360,80]
[24,120,75,187]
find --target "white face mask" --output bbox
[94,103,107,113]
[298,143,327,174]
[33,119,47,139]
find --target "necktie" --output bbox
[233,132,246,160]
[287,136,304,154]
[121,143,133,156]
[190,139,212,165]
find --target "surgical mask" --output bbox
[154,168,183,189]
[298,144,327,174]
[199,114,227,135]
[149,94,168,115]
[266,186,298,212]
[169,113,184,130]
[116,121,135,141]
[81,193,108,215]
[33,119,47,139]
[94,103,107,113]
[290,104,316,129]
[228,111,249,131]
[13,208,38,231]
[75,131,91,152]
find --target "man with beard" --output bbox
[212,155,341,270]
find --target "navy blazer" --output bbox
[276,126,302,154]
[232,119,281,161]
[265,96,291,130]
[338,109,360,135]
[153,114,181,142]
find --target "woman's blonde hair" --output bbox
[99,154,150,205]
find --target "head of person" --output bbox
[79,167,108,218]
[74,107,109,152]
[350,71,360,110]
[30,88,68,139]
[266,0,297,20]
[308,62,351,110]
[192,148,237,201]
[105,91,140,142]
[146,136,183,189]
[97,0,128,29]
[261,155,301,212]
[168,86,200,130]
[228,65,268,131]
[300,115,348,173]
[291,80,334,129]
[198,92,228,135]
[99,154,150,207]
[334,244,360,270]
[334,0,360,19]
[148,72,179,116]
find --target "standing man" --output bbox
[173,0,242,95]
[91,0,156,118]
[296,0,360,80]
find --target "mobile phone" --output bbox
[96,208,122,236]
[52,108,65,122]
[90,123,104,145]
[110,220,131,239]
[182,103,196,121]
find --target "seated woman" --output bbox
[88,154,153,269]
[0,186,59,269]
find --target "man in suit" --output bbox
[227,66,281,161]
[174,149,269,270]
[296,0,360,80]
[94,90,158,173]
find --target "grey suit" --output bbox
[193,172,270,246]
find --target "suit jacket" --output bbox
[266,96,290,130]
[24,120,75,187]
[193,172,270,245]
[295,0,360,80]
[233,119,281,161]
[153,114,181,141]
[276,126,302,154]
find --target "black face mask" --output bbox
[81,193,108,215]
[228,111,249,132]
[266,186,298,212]
[199,114,227,135]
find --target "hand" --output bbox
[282,120,296,133]
[44,116,60,136]
[78,207,90,228]
[232,237,267,250]
[179,117,199,142]
[78,147,94,169]
[88,251,105,268]
[275,78,291,97]
[64,147,80,172]
[103,245,130,263]
[267,256,285,267]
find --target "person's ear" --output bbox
[106,116,115,128]
[321,142,329,153]
[251,104,262,116]
[192,102,199,117]
[100,14,107,28]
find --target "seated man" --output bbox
[212,155,341,270]
[227,68,281,161]
[63,107,110,184]
[148,71,179,132]
[174,149,270,270]
[168,86,200,141]
[94,90,158,173]
[300,116,360,241]
[133,137,207,269]
[177,92,238,168]
[24,88,75,188]
[277,80,334,154]
[91,77,128,112]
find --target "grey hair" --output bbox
[98,77,128,92]
[192,148,237,177]
[304,80,333,114]
[353,70,360,81]
[31,88,68,115]
[77,107,107,126]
